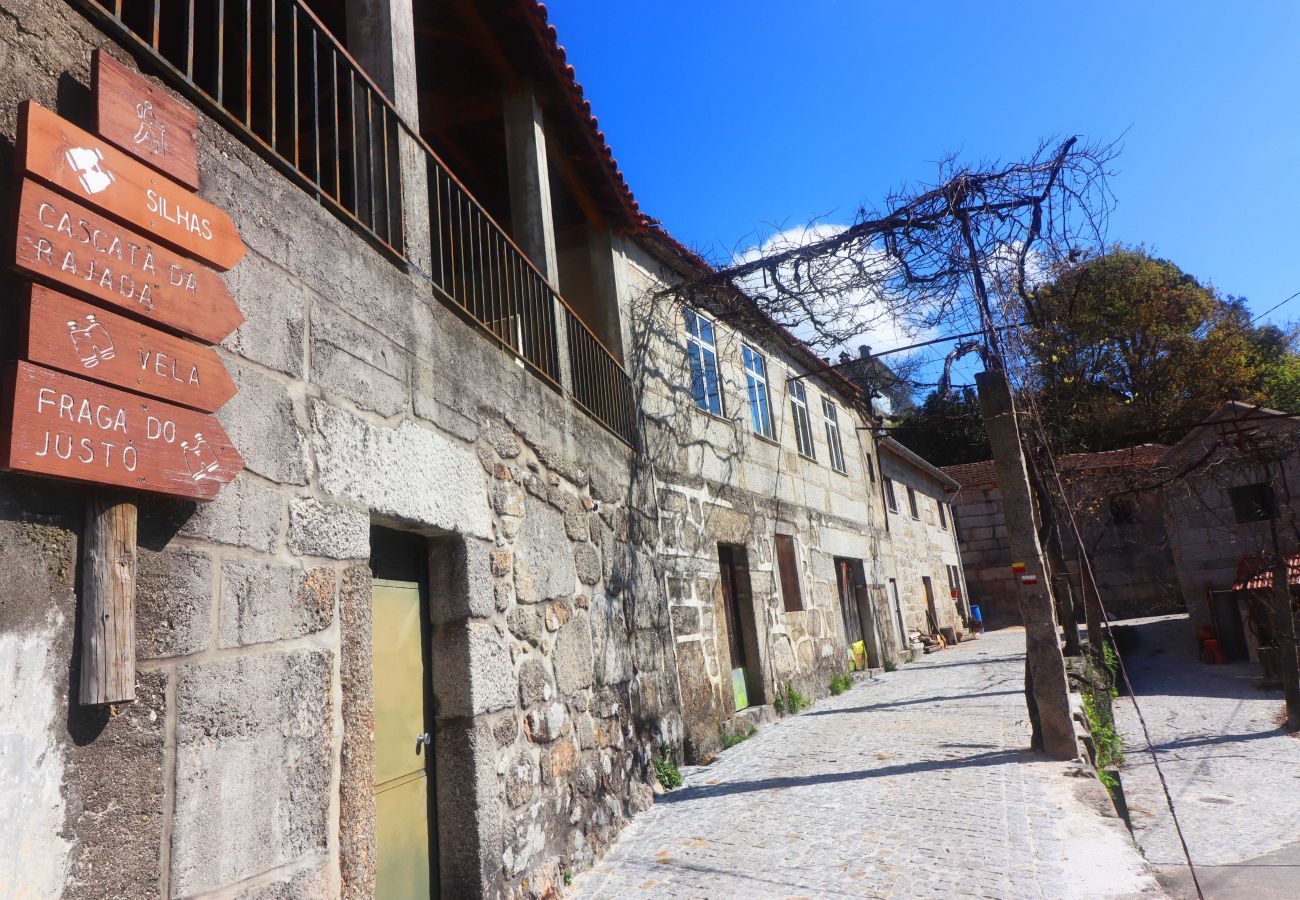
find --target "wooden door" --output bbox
[837,560,865,646]
[372,578,435,899]
[718,546,751,710]
[922,576,939,634]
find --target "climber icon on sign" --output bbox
[67,314,115,368]
[63,146,115,195]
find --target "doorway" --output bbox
[836,558,883,668]
[889,578,907,648]
[718,544,762,710]
[371,528,438,900]
[922,575,939,634]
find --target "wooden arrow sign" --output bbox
[18,101,245,271]
[95,50,200,190]
[13,179,245,344]
[21,286,237,413]
[2,361,243,501]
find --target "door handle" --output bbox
[415,732,431,755]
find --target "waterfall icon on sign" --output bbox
[133,100,168,157]
[181,433,220,482]
[63,146,116,195]
[67,314,115,368]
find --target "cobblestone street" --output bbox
[573,629,1157,899]
[1114,615,1300,899]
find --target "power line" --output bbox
[1250,288,1300,325]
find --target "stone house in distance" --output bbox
[1159,401,1300,637]
[0,1,969,898]
[878,439,968,641]
[631,233,899,760]
[944,445,1182,628]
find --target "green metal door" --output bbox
[372,578,434,900]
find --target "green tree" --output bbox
[893,386,990,466]
[1028,247,1265,450]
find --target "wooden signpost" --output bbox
[94,51,200,190]
[13,179,244,343]
[4,76,247,707]
[21,285,238,413]
[2,361,243,501]
[18,100,245,270]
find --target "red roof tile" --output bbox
[1233,552,1300,591]
[942,460,999,489]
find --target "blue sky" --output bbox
[547,0,1300,362]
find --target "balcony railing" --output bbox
[71,0,634,446]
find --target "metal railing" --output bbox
[72,0,634,446]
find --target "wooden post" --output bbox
[81,489,138,706]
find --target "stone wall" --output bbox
[0,3,676,897]
[947,481,1019,626]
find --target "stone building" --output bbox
[944,445,1181,627]
[1,2,677,898]
[1158,401,1300,635]
[629,233,899,761]
[878,439,968,641]
[0,2,967,897]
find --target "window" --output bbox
[1109,496,1139,526]
[883,477,899,512]
[741,345,774,439]
[907,485,920,519]
[789,380,816,459]
[938,501,948,530]
[774,534,804,611]
[683,309,722,415]
[822,398,847,473]
[1230,483,1276,523]
[865,451,876,483]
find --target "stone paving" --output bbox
[572,628,1158,899]
[1113,614,1300,899]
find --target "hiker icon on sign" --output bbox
[181,433,220,482]
[63,146,115,195]
[67,314,115,368]
[133,100,167,157]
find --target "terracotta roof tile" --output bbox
[942,460,999,489]
[1233,552,1300,591]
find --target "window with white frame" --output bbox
[741,344,774,439]
[822,397,846,473]
[789,379,816,459]
[683,309,722,415]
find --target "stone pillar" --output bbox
[503,88,571,393]
[975,369,1077,759]
[346,0,432,274]
[586,226,628,364]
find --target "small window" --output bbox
[789,380,816,459]
[1109,496,1139,526]
[684,309,722,415]
[822,398,846,473]
[741,344,774,439]
[865,451,876,483]
[1230,483,1276,523]
[938,501,948,530]
[774,534,803,611]
[883,477,899,512]
[907,485,920,519]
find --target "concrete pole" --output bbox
[975,369,1078,758]
[503,87,571,393]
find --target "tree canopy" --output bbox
[894,247,1299,460]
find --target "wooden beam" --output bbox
[445,0,521,93]
[80,489,137,706]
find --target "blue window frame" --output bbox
[741,344,774,438]
[684,309,723,415]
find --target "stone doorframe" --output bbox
[339,527,505,900]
